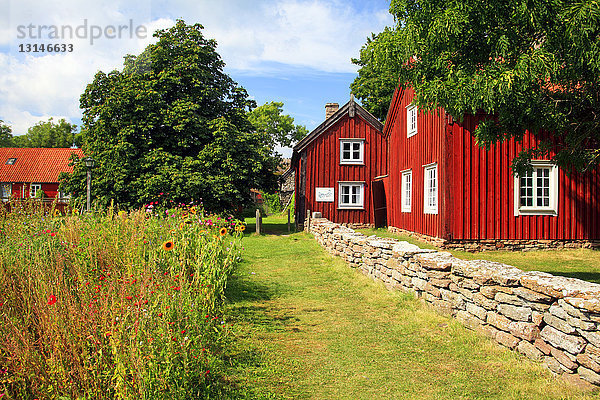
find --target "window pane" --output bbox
[343,151,351,160]
[353,143,360,151]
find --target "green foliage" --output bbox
[64,20,277,212]
[0,120,13,147]
[351,29,405,122]
[12,118,81,148]
[352,0,600,173]
[247,101,309,149]
[0,202,245,398]
[261,192,282,214]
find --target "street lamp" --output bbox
[83,157,95,212]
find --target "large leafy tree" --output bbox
[247,101,308,149]
[63,20,277,212]
[351,0,600,173]
[12,118,80,148]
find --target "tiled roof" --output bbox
[0,148,84,183]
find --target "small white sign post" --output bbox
[315,187,335,202]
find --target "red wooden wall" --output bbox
[301,113,387,225]
[385,86,447,237]
[446,117,600,240]
[385,84,600,241]
[5,183,62,199]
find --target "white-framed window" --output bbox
[407,104,417,137]
[401,170,412,212]
[340,139,364,165]
[338,182,364,209]
[423,163,438,214]
[514,161,558,216]
[1,183,11,201]
[30,183,42,198]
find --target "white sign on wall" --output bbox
[315,187,335,202]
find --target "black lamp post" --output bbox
[83,157,95,212]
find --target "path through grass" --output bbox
[221,216,599,399]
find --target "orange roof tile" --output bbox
[0,148,84,183]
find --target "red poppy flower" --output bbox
[126,295,133,300]
[47,294,57,305]
[50,232,56,237]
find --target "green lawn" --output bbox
[219,216,599,399]
[357,228,600,284]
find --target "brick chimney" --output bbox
[325,103,339,119]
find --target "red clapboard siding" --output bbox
[293,99,385,225]
[445,115,600,240]
[385,87,445,238]
[386,84,600,241]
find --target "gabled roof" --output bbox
[279,167,294,181]
[0,148,84,183]
[293,97,383,154]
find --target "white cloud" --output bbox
[0,0,393,135]
[176,0,393,74]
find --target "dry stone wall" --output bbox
[307,217,600,386]
[388,227,600,251]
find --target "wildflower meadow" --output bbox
[0,200,245,399]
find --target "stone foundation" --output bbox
[387,226,600,252]
[308,217,600,386]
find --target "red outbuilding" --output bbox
[292,97,386,227]
[383,85,600,250]
[0,147,83,205]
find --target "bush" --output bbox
[0,200,246,398]
[262,192,282,215]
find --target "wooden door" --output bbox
[371,179,387,228]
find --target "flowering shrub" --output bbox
[0,200,245,398]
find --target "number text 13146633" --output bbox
[19,43,73,52]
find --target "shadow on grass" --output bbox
[245,222,297,236]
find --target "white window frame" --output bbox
[338,181,365,209]
[30,183,42,198]
[513,161,558,216]
[1,183,11,201]
[401,170,412,212]
[423,163,438,214]
[407,104,418,138]
[339,138,364,165]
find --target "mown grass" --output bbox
[357,228,600,284]
[222,216,600,399]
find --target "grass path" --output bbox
[221,217,599,399]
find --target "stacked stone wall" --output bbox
[387,226,600,252]
[307,218,600,385]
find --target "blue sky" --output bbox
[0,0,394,156]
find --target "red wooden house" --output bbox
[0,147,83,204]
[382,85,600,250]
[292,97,386,227]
